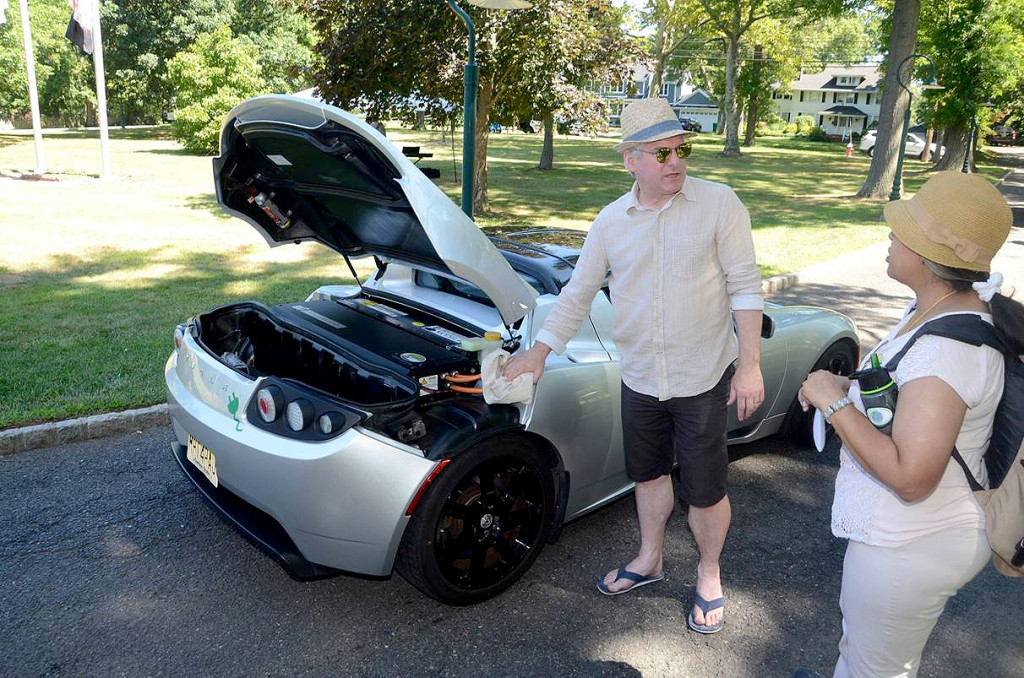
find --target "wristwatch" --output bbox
[823,396,853,423]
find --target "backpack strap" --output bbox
[884,314,1006,492]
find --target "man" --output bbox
[502,97,764,634]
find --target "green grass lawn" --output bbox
[0,124,1008,428]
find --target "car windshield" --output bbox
[415,270,545,305]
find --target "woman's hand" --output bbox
[798,370,851,412]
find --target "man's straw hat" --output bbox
[884,171,1012,272]
[613,97,696,153]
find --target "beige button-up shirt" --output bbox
[535,176,763,400]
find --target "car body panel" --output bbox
[167,337,435,576]
[212,95,536,325]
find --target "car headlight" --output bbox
[256,386,284,423]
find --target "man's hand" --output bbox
[728,362,764,421]
[501,343,551,384]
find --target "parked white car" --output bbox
[859,130,943,159]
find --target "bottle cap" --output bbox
[857,365,895,393]
[484,331,501,341]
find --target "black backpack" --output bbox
[886,314,1024,577]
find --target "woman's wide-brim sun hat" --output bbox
[884,171,1012,272]
[612,97,697,153]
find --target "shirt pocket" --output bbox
[666,236,706,279]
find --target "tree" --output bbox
[917,0,1024,172]
[103,0,236,124]
[305,0,634,214]
[166,25,267,153]
[855,0,921,198]
[693,0,852,156]
[231,0,315,96]
[639,0,714,95]
[0,0,93,125]
[492,0,638,170]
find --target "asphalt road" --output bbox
[1,428,1021,677]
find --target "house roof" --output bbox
[673,90,716,108]
[789,64,881,92]
[820,105,869,117]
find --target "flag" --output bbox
[0,0,9,25]
[65,0,95,55]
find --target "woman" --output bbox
[798,171,1024,678]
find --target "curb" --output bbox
[0,274,805,457]
[0,405,169,457]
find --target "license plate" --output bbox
[187,435,218,488]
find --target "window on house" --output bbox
[821,92,826,103]
[865,93,871,105]
[799,91,804,102]
[843,92,856,104]
[661,83,671,97]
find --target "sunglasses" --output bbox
[639,143,692,163]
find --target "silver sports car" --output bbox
[166,95,858,606]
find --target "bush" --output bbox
[805,126,829,142]
[783,123,798,135]
[166,26,268,154]
[795,115,816,135]
[852,131,861,142]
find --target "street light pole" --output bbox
[889,53,940,201]
[445,0,531,219]
[446,0,478,218]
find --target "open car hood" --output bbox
[212,95,537,325]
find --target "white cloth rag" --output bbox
[480,349,534,405]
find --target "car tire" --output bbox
[395,436,556,606]
[782,340,858,448]
[867,146,874,157]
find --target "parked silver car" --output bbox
[166,95,859,605]
[859,130,944,159]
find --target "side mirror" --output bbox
[761,313,775,339]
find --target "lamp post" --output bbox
[445,0,531,219]
[889,54,942,201]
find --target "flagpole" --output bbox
[17,0,45,175]
[91,0,110,178]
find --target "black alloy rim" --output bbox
[433,457,545,590]
[823,350,854,376]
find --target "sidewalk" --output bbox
[769,168,1024,351]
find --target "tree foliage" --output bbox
[304,0,636,212]
[165,25,267,154]
[0,0,93,125]
[916,0,1024,170]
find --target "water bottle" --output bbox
[855,353,898,435]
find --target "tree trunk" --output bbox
[650,22,667,97]
[742,45,763,147]
[720,31,741,157]
[856,0,922,198]
[743,97,757,146]
[472,79,494,215]
[931,123,969,172]
[538,114,554,170]
[921,127,934,163]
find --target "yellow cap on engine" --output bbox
[484,331,501,341]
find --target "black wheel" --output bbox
[395,437,556,605]
[783,341,857,448]
[867,146,874,157]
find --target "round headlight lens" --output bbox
[318,412,346,435]
[286,399,315,432]
[256,386,284,423]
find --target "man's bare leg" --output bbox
[602,474,674,592]
[688,495,731,626]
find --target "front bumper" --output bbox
[165,346,436,577]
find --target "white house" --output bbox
[772,64,882,136]
[595,66,721,132]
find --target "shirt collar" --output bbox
[626,177,696,214]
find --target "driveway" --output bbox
[1,428,1021,677]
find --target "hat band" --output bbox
[623,119,684,143]
[905,197,991,266]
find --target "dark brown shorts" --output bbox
[620,364,734,507]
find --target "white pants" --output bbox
[833,527,990,678]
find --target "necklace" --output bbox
[899,290,957,336]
